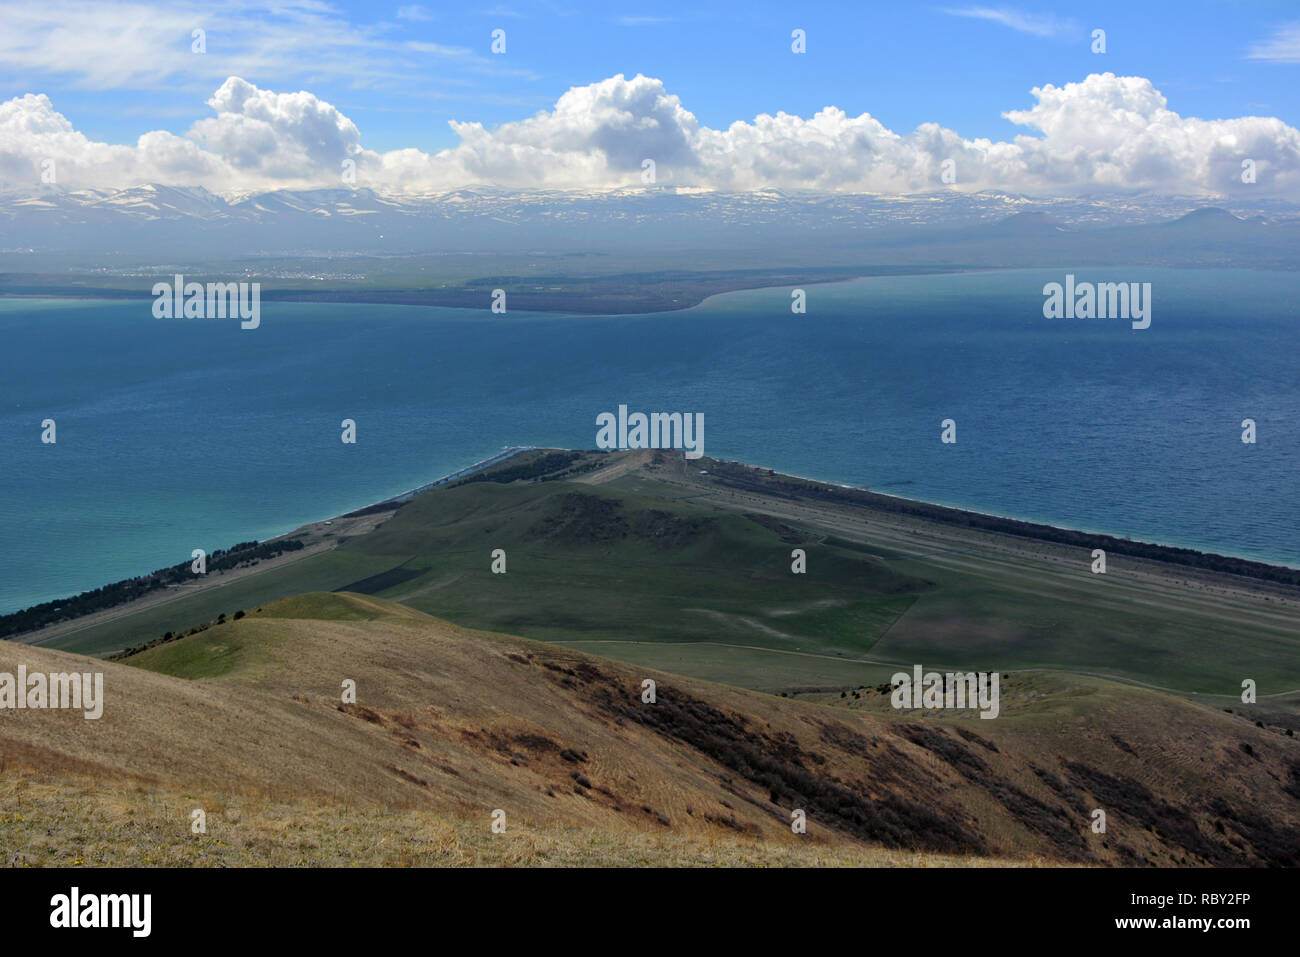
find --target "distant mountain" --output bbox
[1170,207,1242,224]
[1,185,1298,269]
[1154,206,1260,238]
[981,210,1070,237]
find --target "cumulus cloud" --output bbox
[0,92,230,191]
[191,78,364,180]
[2,72,1299,198]
[1001,74,1300,194]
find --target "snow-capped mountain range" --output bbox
[3,183,1298,257]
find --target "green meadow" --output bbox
[35,461,1300,698]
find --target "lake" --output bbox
[1,267,1297,613]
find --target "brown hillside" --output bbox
[2,592,1296,866]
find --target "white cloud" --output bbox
[396,5,435,21]
[1248,22,1300,62]
[1000,74,1300,194]
[0,92,232,191]
[943,6,1074,38]
[0,1,481,92]
[190,77,363,181]
[2,72,1299,198]
[405,42,474,57]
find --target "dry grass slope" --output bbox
[3,592,1297,867]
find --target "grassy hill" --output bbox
[4,591,1296,867]
[28,449,1300,708]
[340,480,928,659]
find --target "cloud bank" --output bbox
[3,72,1299,197]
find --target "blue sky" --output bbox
[4,0,1298,154]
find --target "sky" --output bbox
[1,0,1299,196]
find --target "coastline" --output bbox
[0,263,973,317]
[1,447,541,639]
[733,457,1300,575]
[689,454,1300,586]
[6,445,1298,646]
[374,446,538,504]
[288,446,1300,581]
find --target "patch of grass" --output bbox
[125,619,290,679]
[0,777,1031,868]
[45,551,401,658]
[344,483,930,666]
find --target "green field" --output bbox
[342,482,924,655]
[39,550,397,656]
[32,452,1300,698]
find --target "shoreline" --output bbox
[4,445,1297,637]
[691,455,1300,587]
[374,446,538,504]
[0,264,976,317]
[321,446,1300,579]
[732,458,1300,574]
[5,263,1299,319]
[0,448,538,635]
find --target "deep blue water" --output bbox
[1,267,1297,613]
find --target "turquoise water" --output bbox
[1,267,1297,613]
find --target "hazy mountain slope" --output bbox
[2,184,1299,260]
